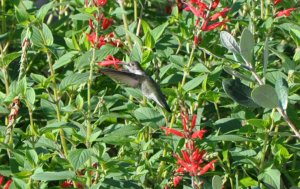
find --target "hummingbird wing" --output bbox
[142,76,172,113]
[100,68,145,88]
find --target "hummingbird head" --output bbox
[125,61,144,75]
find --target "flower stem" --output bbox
[46,51,68,157]
[118,0,133,50]
[181,46,196,88]
[133,0,138,22]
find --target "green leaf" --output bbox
[290,28,300,47]
[59,72,89,91]
[17,77,27,96]
[68,149,93,170]
[70,13,91,20]
[252,85,279,109]
[212,175,223,189]
[183,75,206,91]
[100,125,140,145]
[1,52,21,68]
[144,32,155,49]
[30,26,44,48]
[15,6,30,26]
[26,87,35,106]
[25,149,38,166]
[275,77,288,110]
[214,118,242,133]
[222,79,258,107]
[240,28,255,65]
[53,51,78,70]
[223,66,254,82]
[39,121,73,133]
[150,22,168,42]
[36,1,54,22]
[208,135,253,142]
[134,107,165,128]
[130,43,143,63]
[42,23,53,46]
[270,48,295,71]
[32,171,75,181]
[220,31,240,55]
[240,177,258,187]
[258,168,281,189]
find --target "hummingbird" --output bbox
[100,61,171,112]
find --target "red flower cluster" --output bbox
[184,0,230,31]
[0,175,12,189]
[274,0,297,18]
[60,180,83,188]
[161,112,217,188]
[98,55,122,69]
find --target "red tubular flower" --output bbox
[161,127,185,138]
[191,114,197,130]
[274,0,282,5]
[276,8,296,17]
[98,55,122,69]
[93,0,107,7]
[180,111,188,132]
[4,180,12,189]
[102,17,113,30]
[210,7,231,21]
[181,150,191,164]
[191,129,207,139]
[184,1,208,18]
[199,159,217,175]
[87,32,97,45]
[61,180,73,188]
[211,0,220,10]
[0,176,4,185]
[202,20,228,31]
[89,19,94,30]
[173,176,182,187]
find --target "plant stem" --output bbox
[1,0,6,34]
[214,102,221,119]
[46,51,68,157]
[277,108,300,139]
[2,68,9,95]
[118,0,133,50]
[260,0,264,19]
[133,0,138,22]
[181,46,196,88]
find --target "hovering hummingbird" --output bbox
[100,61,171,112]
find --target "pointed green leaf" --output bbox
[134,107,165,128]
[42,23,53,46]
[252,85,279,109]
[222,79,258,107]
[15,6,30,26]
[220,31,240,55]
[240,28,255,65]
[36,1,54,22]
[144,32,155,49]
[53,51,78,70]
[275,77,288,110]
[68,149,93,170]
[150,22,168,42]
[1,52,21,68]
[183,75,206,91]
[223,66,254,82]
[59,72,89,91]
[32,171,75,181]
[290,28,300,47]
[258,168,280,189]
[212,175,223,189]
[26,87,35,106]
